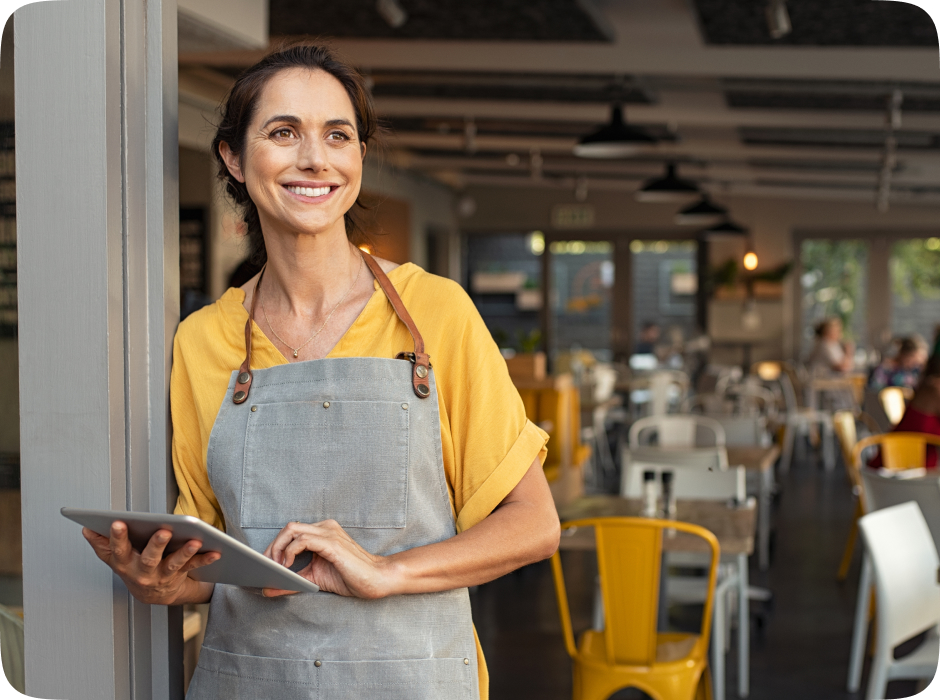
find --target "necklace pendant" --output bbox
[293,350,299,357]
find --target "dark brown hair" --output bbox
[212,42,381,264]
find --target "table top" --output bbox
[557,495,756,556]
[629,444,779,473]
[727,445,781,473]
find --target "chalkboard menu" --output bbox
[0,122,14,338]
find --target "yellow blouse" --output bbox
[170,262,549,699]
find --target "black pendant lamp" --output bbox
[635,163,699,203]
[573,105,656,158]
[698,219,749,238]
[674,195,728,225]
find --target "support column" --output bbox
[15,0,180,697]
[868,235,892,351]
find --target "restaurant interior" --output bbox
[4,0,940,698]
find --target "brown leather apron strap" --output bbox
[360,252,432,399]
[232,265,266,404]
[232,253,431,404]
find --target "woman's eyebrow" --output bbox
[325,118,355,129]
[261,114,300,129]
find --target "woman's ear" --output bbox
[219,141,246,183]
[360,142,367,160]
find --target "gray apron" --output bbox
[187,253,480,700]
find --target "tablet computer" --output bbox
[61,508,320,594]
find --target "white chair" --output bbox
[621,415,747,700]
[0,604,24,694]
[847,470,940,693]
[776,369,835,473]
[853,502,940,700]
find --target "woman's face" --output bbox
[825,320,843,341]
[221,67,364,240]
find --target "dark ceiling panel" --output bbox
[371,71,651,103]
[693,0,936,46]
[728,91,940,112]
[386,116,675,140]
[740,126,940,149]
[269,0,610,42]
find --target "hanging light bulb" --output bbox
[743,250,759,271]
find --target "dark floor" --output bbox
[471,449,922,700]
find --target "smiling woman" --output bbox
[80,43,558,700]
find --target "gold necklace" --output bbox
[260,252,363,358]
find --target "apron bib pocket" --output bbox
[241,400,409,530]
[189,646,320,700]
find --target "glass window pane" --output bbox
[629,240,698,354]
[550,240,613,361]
[890,238,940,345]
[800,240,868,356]
[466,233,543,353]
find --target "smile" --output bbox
[286,185,333,198]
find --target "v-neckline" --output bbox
[234,264,409,365]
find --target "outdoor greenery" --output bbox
[800,240,867,342]
[890,238,940,305]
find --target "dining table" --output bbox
[557,495,757,700]
[727,445,781,571]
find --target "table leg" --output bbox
[738,553,750,697]
[759,466,772,571]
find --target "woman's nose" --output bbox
[296,136,328,171]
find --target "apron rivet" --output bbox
[416,365,428,379]
[237,371,251,385]
[416,384,430,397]
[401,403,409,410]
[233,391,246,403]
[314,660,322,667]
[464,658,470,665]
[251,405,257,412]
[323,401,330,409]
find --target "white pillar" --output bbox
[15,0,180,696]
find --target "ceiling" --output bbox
[178,0,940,207]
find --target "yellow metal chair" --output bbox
[853,432,940,476]
[551,517,719,700]
[833,411,883,581]
[878,387,908,426]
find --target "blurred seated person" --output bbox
[868,336,927,391]
[871,348,940,469]
[807,317,855,374]
[635,321,660,355]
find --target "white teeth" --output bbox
[288,185,331,198]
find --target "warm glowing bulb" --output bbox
[359,245,372,254]
[743,251,758,270]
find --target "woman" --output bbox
[82,44,560,699]
[867,336,927,391]
[807,317,854,374]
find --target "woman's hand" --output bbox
[262,520,394,599]
[82,521,219,605]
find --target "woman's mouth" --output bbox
[285,185,334,199]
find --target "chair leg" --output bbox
[848,554,873,692]
[698,665,714,700]
[712,587,726,700]
[865,650,890,700]
[837,513,859,582]
[779,423,795,476]
[737,553,750,698]
[822,420,835,471]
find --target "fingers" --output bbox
[261,588,299,598]
[82,527,113,562]
[267,521,306,566]
[161,539,204,573]
[138,529,173,572]
[109,521,134,564]
[179,550,221,574]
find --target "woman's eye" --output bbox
[328,131,351,141]
[271,128,295,139]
